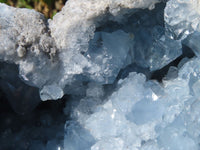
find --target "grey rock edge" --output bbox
[0,0,160,101]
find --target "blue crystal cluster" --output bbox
[1,0,200,150]
[63,1,200,150]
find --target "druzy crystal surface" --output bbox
[1,0,200,150]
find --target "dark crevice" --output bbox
[96,2,166,34]
[151,45,195,82]
[0,89,68,150]
[0,63,68,150]
[116,45,195,83]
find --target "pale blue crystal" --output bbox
[165,0,200,40]
[133,26,182,71]
[183,32,200,57]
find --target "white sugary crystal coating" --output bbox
[50,0,161,50]
[0,3,61,101]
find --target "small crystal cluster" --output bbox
[1,0,200,149]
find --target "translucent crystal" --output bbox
[183,32,200,57]
[126,98,164,125]
[192,80,200,97]
[165,0,200,40]
[83,30,132,83]
[91,138,124,150]
[164,66,178,80]
[64,121,95,150]
[158,124,198,150]
[147,34,182,71]
[133,25,182,71]
[40,85,64,101]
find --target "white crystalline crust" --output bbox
[50,0,160,50]
[0,3,60,94]
[0,0,160,100]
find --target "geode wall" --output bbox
[1,0,200,150]
[0,0,161,102]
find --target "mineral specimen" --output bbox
[1,0,200,150]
